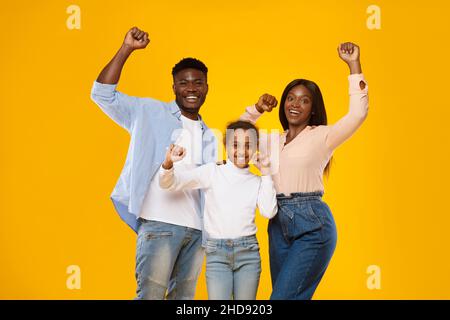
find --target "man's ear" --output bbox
[172,83,176,95]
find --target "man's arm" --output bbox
[90,27,150,131]
[96,27,149,84]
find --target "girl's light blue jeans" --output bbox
[205,235,261,300]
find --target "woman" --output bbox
[240,42,369,299]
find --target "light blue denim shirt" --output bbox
[90,81,217,233]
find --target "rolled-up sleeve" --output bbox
[90,81,139,132]
[325,73,369,151]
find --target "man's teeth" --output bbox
[186,96,198,101]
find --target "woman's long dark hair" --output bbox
[279,79,332,176]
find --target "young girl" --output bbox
[240,42,369,299]
[159,120,278,300]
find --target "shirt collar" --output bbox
[224,158,251,174]
[169,100,207,132]
[282,126,313,145]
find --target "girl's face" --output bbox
[284,84,313,127]
[227,129,258,168]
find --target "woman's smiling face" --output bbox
[284,84,313,127]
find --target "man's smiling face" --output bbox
[172,68,208,115]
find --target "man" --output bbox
[90,26,217,299]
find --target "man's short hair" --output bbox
[172,57,208,79]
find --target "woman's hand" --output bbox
[162,144,186,170]
[337,42,362,74]
[255,94,278,114]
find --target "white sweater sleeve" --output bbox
[159,163,215,191]
[256,175,278,219]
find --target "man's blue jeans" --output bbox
[135,219,204,300]
[268,192,337,300]
[205,235,261,300]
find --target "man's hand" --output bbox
[95,27,150,84]
[162,144,186,170]
[255,94,278,114]
[337,42,362,74]
[123,27,150,52]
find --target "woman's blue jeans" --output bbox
[268,192,337,300]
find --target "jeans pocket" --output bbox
[291,203,323,239]
[205,243,218,254]
[245,242,260,251]
[143,231,173,240]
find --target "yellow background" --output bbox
[1,0,449,299]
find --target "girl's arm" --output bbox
[325,42,369,151]
[255,154,278,219]
[257,176,278,219]
[159,144,214,191]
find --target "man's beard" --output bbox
[175,97,202,115]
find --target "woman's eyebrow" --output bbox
[289,93,312,99]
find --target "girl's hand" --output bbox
[254,152,271,176]
[162,144,186,169]
[337,42,362,74]
[255,94,278,113]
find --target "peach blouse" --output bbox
[240,73,369,195]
